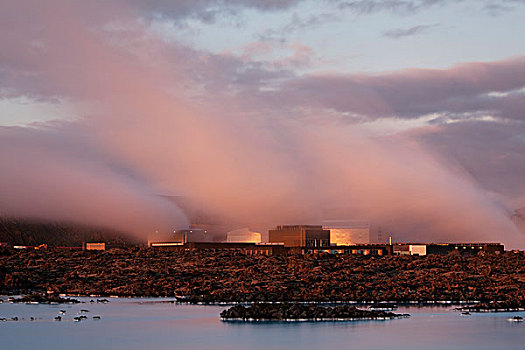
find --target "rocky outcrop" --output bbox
[220,303,408,321]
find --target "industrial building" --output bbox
[149,222,505,257]
[268,225,330,247]
[149,241,287,255]
[149,239,504,257]
[149,241,391,256]
[393,243,504,256]
[300,244,393,256]
[426,243,504,255]
[322,220,371,245]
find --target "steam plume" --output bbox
[0,1,523,247]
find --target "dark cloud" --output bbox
[334,0,525,15]
[250,56,525,121]
[257,12,340,43]
[126,0,525,23]
[484,3,514,15]
[483,1,525,16]
[127,0,304,23]
[383,24,437,38]
[335,0,451,14]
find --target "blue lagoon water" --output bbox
[1,297,523,349]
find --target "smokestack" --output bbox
[389,236,392,245]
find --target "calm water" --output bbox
[1,297,523,350]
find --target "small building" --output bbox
[409,245,427,256]
[226,228,261,243]
[148,241,184,249]
[268,225,330,247]
[393,244,410,255]
[84,242,106,251]
[426,243,504,255]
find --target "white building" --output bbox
[322,220,370,245]
[226,227,262,243]
[393,244,427,256]
[409,245,427,256]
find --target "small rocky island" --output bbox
[220,303,409,321]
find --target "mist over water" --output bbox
[0,1,523,247]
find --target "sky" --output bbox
[1,0,525,247]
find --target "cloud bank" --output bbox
[0,125,188,235]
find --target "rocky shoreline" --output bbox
[220,302,409,321]
[1,248,525,308]
[457,300,525,312]
[8,293,80,304]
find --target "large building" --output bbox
[268,225,330,247]
[322,220,370,245]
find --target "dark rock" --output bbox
[220,302,405,321]
[1,249,524,307]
